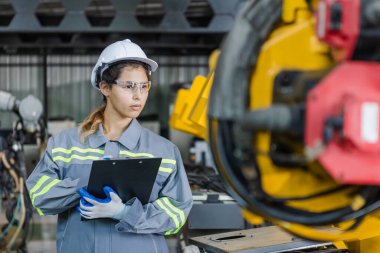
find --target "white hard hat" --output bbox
[91,39,158,89]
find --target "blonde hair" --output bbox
[79,61,150,142]
[79,104,106,143]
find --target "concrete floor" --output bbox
[28,241,56,253]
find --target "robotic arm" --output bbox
[0,91,43,251]
[0,91,43,133]
[171,0,380,252]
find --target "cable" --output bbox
[0,188,2,214]
[263,185,352,202]
[0,195,21,239]
[7,178,26,252]
[185,164,226,193]
[1,152,20,192]
[21,182,33,246]
[232,120,378,223]
[211,120,375,226]
[0,139,33,252]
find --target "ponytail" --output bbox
[79,105,106,143]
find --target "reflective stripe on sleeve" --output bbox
[36,207,44,216]
[31,178,61,206]
[162,197,186,234]
[165,229,174,236]
[158,167,173,174]
[29,175,50,199]
[156,198,180,234]
[161,159,176,165]
[29,175,55,216]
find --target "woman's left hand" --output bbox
[78,186,127,220]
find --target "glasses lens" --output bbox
[141,82,151,92]
[117,81,151,93]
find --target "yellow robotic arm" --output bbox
[170,50,219,140]
[171,0,380,252]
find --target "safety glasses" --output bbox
[107,80,151,94]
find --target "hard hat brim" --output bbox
[107,56,158,72]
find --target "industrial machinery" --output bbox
[171,0,380,252]
[0,91,44,252]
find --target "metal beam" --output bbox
[0,0,246,54]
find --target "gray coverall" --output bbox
[26,119,193,253]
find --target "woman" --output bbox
[26,39,193,253]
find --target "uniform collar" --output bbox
[88,118,142,150]
[118,118,142,150]
[88,124,108,148]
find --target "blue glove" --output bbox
[78,186,127,220]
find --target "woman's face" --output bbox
[100,65,149,119]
